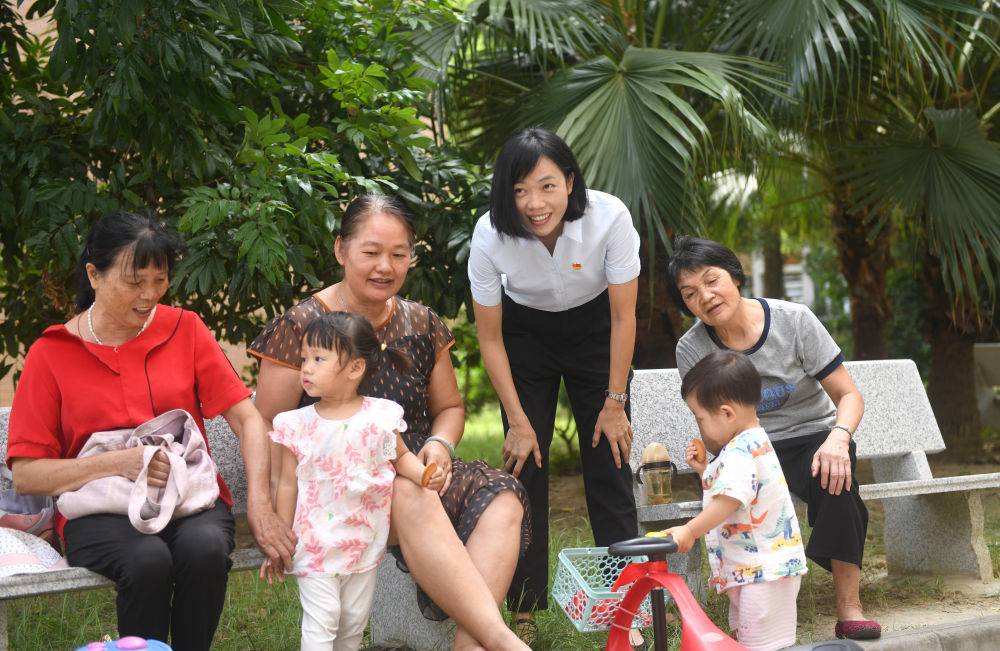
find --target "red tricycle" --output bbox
[554,534,863,651]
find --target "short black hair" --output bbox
[302,311,412,390]
[665,235,746,317]
[75,211,184,311]
[680,350,761,411]
[488,127,588,239]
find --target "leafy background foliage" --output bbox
[1,0,488,370]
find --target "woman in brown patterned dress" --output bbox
[249,194,531,651]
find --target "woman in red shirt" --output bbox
[6,211,295,650]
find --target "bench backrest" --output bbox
[0,407,249,516]
[629,358,944,478]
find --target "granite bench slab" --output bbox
[0,547,265,601]
[630,359,999,583]
[858,473,1000,500]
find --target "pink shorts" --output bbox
[726,575,801,651]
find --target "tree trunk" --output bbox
[831,190,892,360]
[922,252,984,460]
[761,229,785,299]
[634,237,684,369]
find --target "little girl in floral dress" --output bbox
[260,311,442,651]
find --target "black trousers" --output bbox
[501,290,638,612]
[772,431,869,571]
[64,501,236,650]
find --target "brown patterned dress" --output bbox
[249,294,531,619]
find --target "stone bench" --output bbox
[630,359,1000,585]
[0,406,266,651]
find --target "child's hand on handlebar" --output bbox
[660,524,695,554]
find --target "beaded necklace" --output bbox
[87,303,157,351]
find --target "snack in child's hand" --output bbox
[690,438,707,464]
[421,461,438,487]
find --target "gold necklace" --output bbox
[88,304,157,349]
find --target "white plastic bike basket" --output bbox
[551,547,653,633]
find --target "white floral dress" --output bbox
[270,397,405,576]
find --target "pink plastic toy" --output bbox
[73,636,171,651]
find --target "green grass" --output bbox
[455,405,507,467]
[9,572,303,650]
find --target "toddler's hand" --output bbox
[425,466,445,492]
[418,444,453,495]
[686,444,707,475]
[661,524,695,554]
[259,558,285,585]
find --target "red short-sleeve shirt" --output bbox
[7,305,250,533]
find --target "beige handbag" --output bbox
[57,409,220,534]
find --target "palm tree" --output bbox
[742,0,1000,455]
[722,1,1000,456]
[840,103,1000,457]
[425,0,1000,454]
[420,0,785,367]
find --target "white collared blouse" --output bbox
[468,189,641,312]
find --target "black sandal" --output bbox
[514,616,537,646]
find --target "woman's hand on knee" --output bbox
[502,421,541,478]
[811,433,852,495]
[592,402,632,469]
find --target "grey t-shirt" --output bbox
[676,298,844,442]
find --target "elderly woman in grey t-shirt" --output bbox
[666,236,878,642]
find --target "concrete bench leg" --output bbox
[881,491,994,580]
[872,452,995,580]
[369,556,455,650]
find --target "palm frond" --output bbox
[876,0,1000,97]
[839,106,1000,302]
[414,0,631,146]
[718,0,874,114]
[523,47,783,248]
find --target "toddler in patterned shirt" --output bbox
[260,311,442,651]
[663,350,807,651]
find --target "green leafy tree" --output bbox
[1,0,305,363]
[1,0,488,377]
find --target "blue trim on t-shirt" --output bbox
[705,298,770,354]
[815,353,845,381]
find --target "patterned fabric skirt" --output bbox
[390,458,531,620]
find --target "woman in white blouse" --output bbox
[468,127,641,644]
